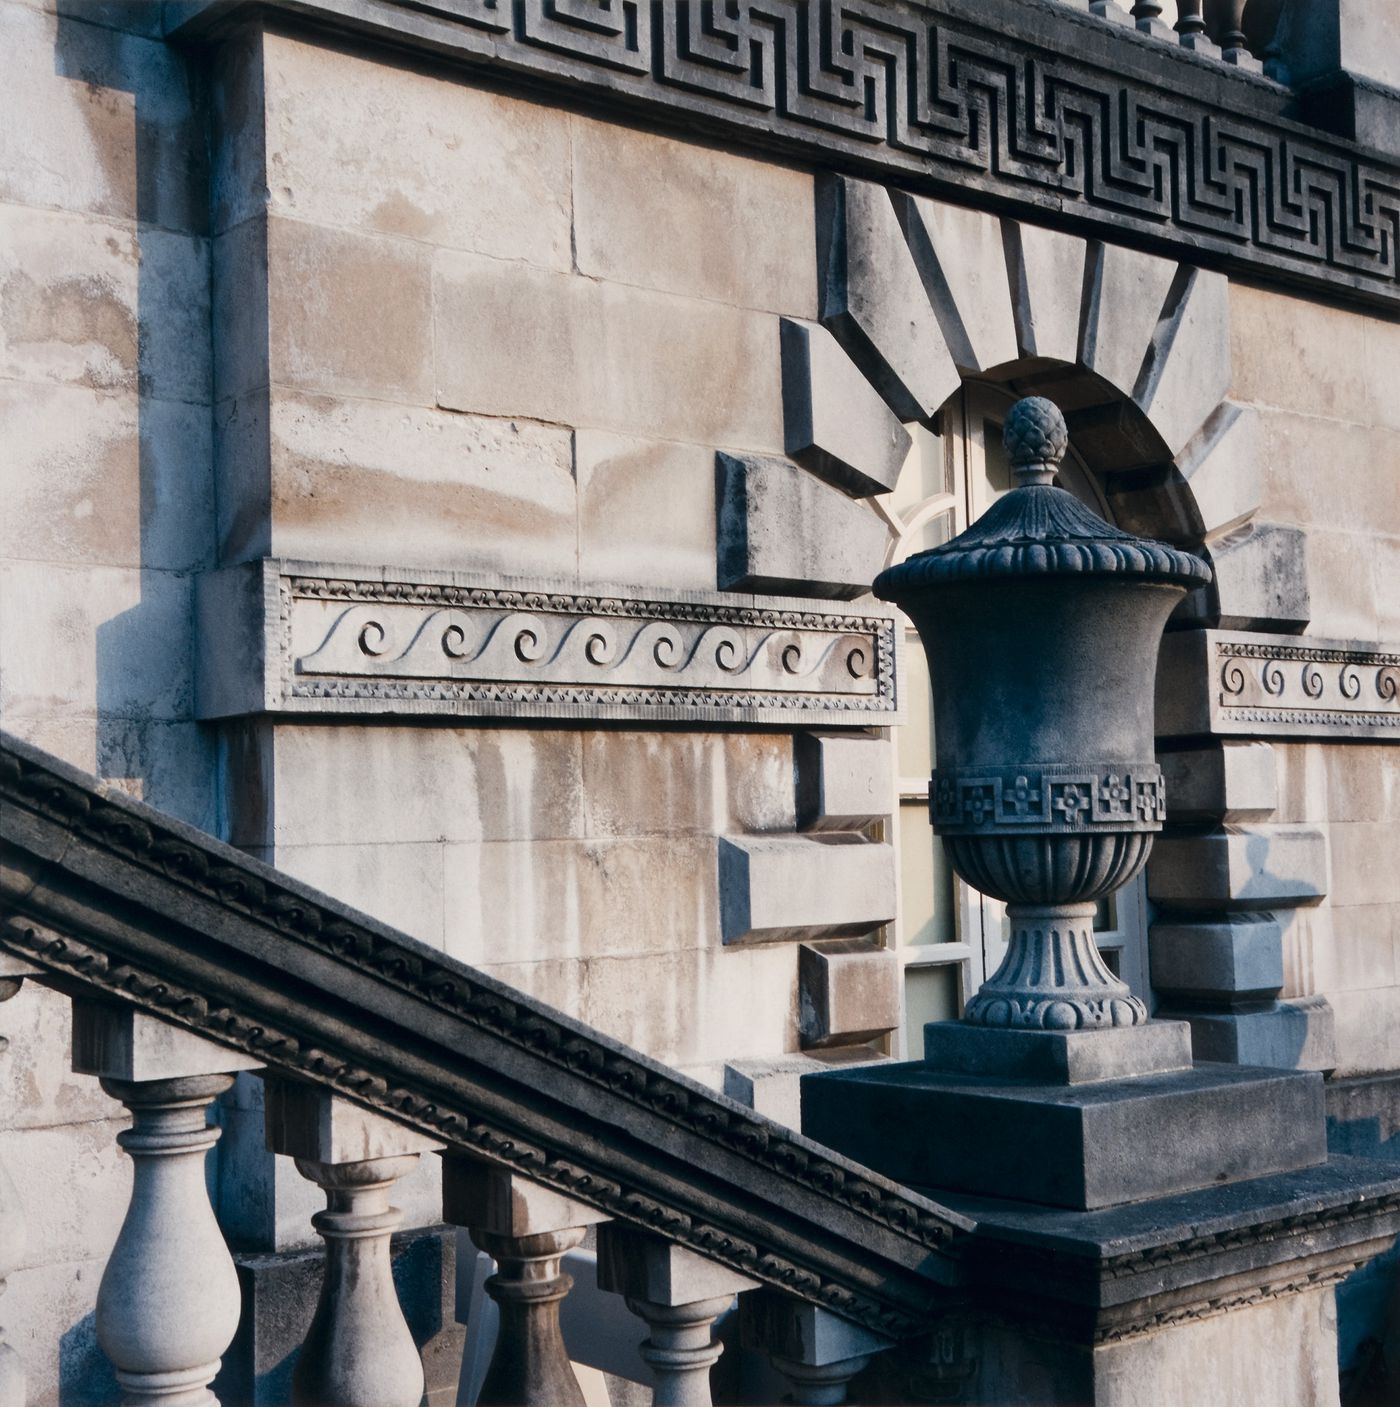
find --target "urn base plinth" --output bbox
[800,1060,1327,1211]
[921,1018,1193,1085]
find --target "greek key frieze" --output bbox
[171,0,1400,313]
[931,764,1165,835]
[195,560,899,726]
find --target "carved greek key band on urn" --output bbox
[875,397,1211,1032]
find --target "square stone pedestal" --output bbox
[802,1020,1400,1406]
[804,1018,1327,1210]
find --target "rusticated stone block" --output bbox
[892,193,1019,375]
[1150,916,1285,1002]
[1208,522,1312,633]
[1135,267,1232,458]
[1147,826,1329,911]
[1080,241,1178,406]
[794,730,891,831]
[1159,742,1277,824]
[716,451,889,599]
[717,834,895,946]
[1172,997,1337,1072]
[1004,219,1087,365]
[722,1048,887,1129]
[573,111,817,314]
[780,319,910,497]
[815,174,959,424]
[797,940,900,1049]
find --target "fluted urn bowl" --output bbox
[873,397,1211,1031]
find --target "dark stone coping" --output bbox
[162,0,1400,314]
[0,732,964,1340]
[939,1155,1400,1341]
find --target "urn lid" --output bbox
[873,397,1211,597]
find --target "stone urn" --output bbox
[873,397,1211,1031]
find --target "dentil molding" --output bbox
[195,560,900,727]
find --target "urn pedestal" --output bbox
[801,400,1400,1406]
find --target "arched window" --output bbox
[883,382,1151,1059]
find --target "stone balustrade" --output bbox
[1063,0,1272,70]
[0,994,893,1407]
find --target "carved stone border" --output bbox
[1158,629,1400,741]
[195,560,900,727]
[166,0,1400,313]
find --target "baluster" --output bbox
[597,1225,758,1407]
[442,1158,608,1407]
[739,1292,891,1407]
[1088,0,1134,26]
[1215,0,1262,69]
[1130,2,1173,38]
[1174,0,1222,55]
[0,957,37,1407]
[71,1001,261,1406]
[262,1077,442,1407]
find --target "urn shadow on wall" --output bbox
[872,396,1212,1034]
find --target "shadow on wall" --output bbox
[51,2,218,837]
[56,1313,115,1407]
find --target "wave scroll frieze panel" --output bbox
[195,561,900,727]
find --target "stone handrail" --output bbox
[0,732,970,1405]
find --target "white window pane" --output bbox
[904,965,961,1059]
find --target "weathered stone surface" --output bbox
[211,213,269,405]
[716,451,889,598]
[441,835,720,966]
[573,112,816,315]
[1148,826,1329,911]
[13,202,200,402]
[1207,521,1312,632]
[442,1160,608,1237]
[597,1225,759,1306]
[264,840,447,951]
[920,1020,1193,1085]
[1330,822,1400,908]
[581,731,795,839]
[1004,219,1087,365]
[797,940,900,1049]
[262,32,571,270]
[1158,742,1278,824]
[264,1080,442,1166]
[1150,916,1286,1001]
[217,1229,464,1407]
[233,723,586,849]
[0,382,212,572]
[803,1061,1328,1210]
[794,730,891,832]
[780,319,911,497]
[71,1001,260,1082]
[1173,401,1262,542]
[893,194,1019,375]
[265,392,577,575]
[1230,283,1376,424]
[721,1049,887,1130]
[435,252,784,450]
[1080,241,1177,406]
[0,561,193,722]
[267,216,434,405]
[0,3,205,232]
[1299,528,1380,642]
[1134,269,1231,457]
[718,834,896,946]
[816,174,959,424]
[576,431,717,591]
[1178,997,1337,1071]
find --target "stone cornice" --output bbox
[0,732,964,1337]
[166,0,1400,314]
[195,560,900,727]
